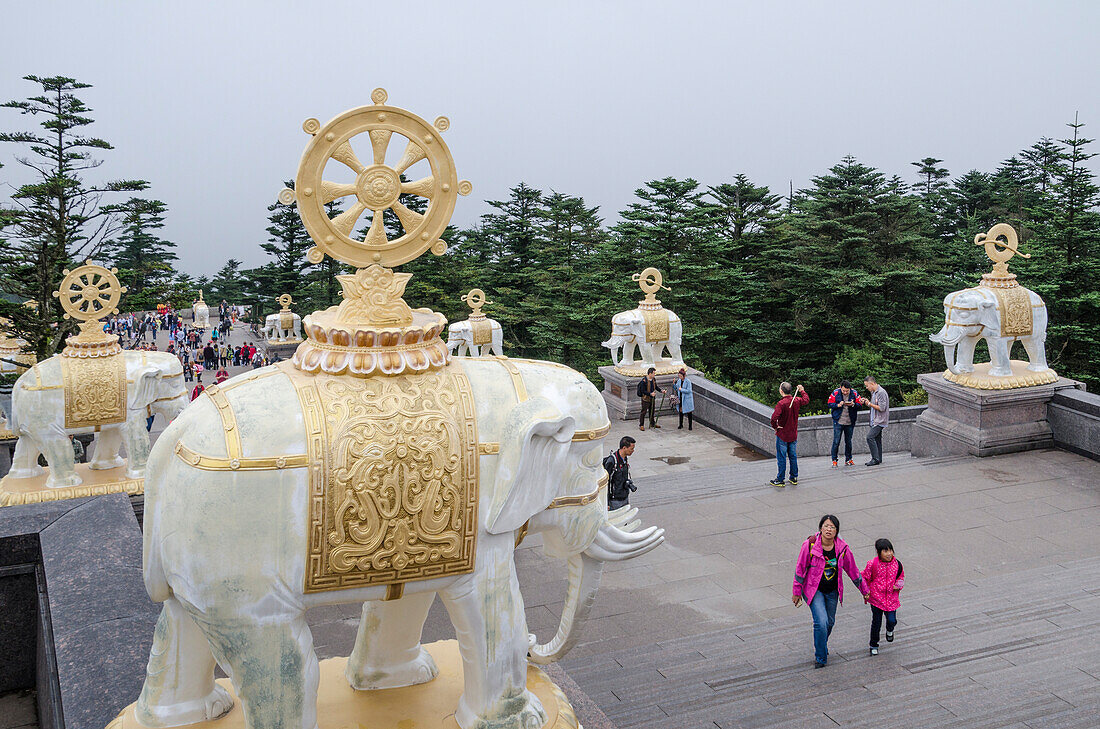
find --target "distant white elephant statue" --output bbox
[446,318,503,357]
[7,352,188,487]
[602,308,684,370]
[263,311,303,342]
[930,286,1049,376]
[193,300,210,329]
[134,358,664,729]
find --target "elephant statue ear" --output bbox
[128,365,161,411]
[484,397,576,535]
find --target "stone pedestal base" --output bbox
[107,640,577,729]
[0,463,143,506]
[599,365,698,422]
[912,372,1083,457]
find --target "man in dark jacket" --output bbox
[769,382,809,487]
[636,368,664,431]
[603,436,637,510]
[827,380,861,468]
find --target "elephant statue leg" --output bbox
[136,598,234,727]
[88,425,126,471]
[987,337,1013,376]
[666,341,684,365]
[1021,335,1049,371]
[123,414,153,479]
[8,436,45,479]
[637,342,657,368]
[39,430,80,489]
[622,341,637,367]
[201,610,321,729]
[346,592,439,690]
[440,535,546,729]
[954,336,979,373]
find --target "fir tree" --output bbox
[0,75,148,356]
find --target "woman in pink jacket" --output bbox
[792,514,869,668]
[862,538,904,655]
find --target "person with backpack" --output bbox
[636,368,665,431]
[602,436,637,511]
[792,514,869,668]
[862,538,904,656]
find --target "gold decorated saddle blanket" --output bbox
[470,317,493,346]
[641,308,670,343]
[60,353,127,429]
[988,286,1033,338]
[279,312,294,331]
[283,363,480,593]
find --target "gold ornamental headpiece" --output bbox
[279,89,472,377]
[975,223,1029,289]
[633,267,670,310]
[278,293,295,312]
[461,289,492,320]
[52,262,126,358]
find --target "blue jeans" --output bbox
[831,423,854,461]
[809,589,839,665]
[776,437,798,481]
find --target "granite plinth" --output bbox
[599,366,694,422]
[912,371,1084,457]
[263,340,300,361]
[0,494,158,729]
[1049,387,1100,461]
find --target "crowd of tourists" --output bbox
[105,300,272,403]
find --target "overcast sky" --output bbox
[3,1,1099,277]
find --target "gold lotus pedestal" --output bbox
[107,644,579,729]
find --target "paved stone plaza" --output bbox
[5,321,1097,728]
[298,415,1100,728]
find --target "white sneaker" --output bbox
[870,647,878,656]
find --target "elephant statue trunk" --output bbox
[929,324,965,373]
[600,335,629,366]
[528,521,663,664]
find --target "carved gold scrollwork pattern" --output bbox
[641,308,671,343]
[989,286,1033,338]
[289,364,479,593]
[60,354,127,429]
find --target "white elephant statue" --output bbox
[193,300,210,330]
[263,311,303,342]
[602,308,684,371]
[135,357,664,729]
[930,285,1050,377]
[446,318,503,357]
[7,351,188,488]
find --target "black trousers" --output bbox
[869,606,897,647]
[679,410,693,429]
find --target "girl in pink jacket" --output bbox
[862,538,904,655]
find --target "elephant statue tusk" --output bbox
[528,553,602,665]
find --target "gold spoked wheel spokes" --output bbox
[54,263,125,322]
[288,89,473,269]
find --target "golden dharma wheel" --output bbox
[633,267,667,295]
[278,293,294,309]
[53,263,125,322]
[286,88,472,269]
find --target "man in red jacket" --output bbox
[770,382,809,487]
